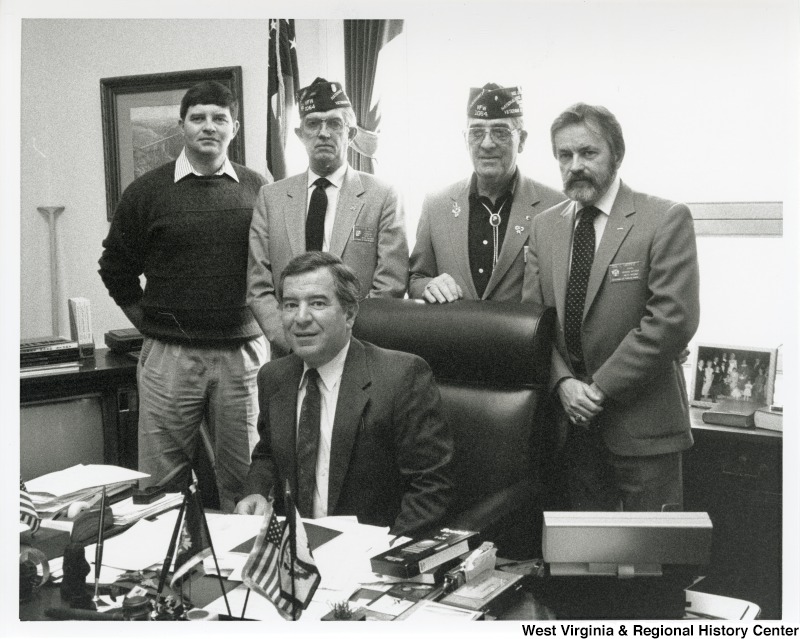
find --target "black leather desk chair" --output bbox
[353,298,555,558]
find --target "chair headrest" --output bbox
[352,299,555,387]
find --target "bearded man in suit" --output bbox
[522,103,700,511]
[235,252,452,537]
[247,78,408,357]
[409,83,563,303]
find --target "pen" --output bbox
[93,485,107,604]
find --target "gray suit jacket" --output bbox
[247,167,409,349]
[243,338,453,537]
[409,173,564,301]
[522,182,700,457]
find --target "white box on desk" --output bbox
[543,511,712,577]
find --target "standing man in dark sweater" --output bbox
[99,81,268,511]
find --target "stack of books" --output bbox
[701,399,763,429]
[20,336,81,377]
[26,464,149,519]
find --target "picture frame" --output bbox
[100,66,246,220]
[690,342,778,409]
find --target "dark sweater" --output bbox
[99,161,267,343]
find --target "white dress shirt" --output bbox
[174,148,239,182]
[296,340,350,518]
[305,163,348,252]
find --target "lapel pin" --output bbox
[525,215,531,221]
[452,202,461,217]
[350,204,357,211]
[515,225,524,234]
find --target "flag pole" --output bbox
[283,479,298,621]
[239,588,251,620]
[193,480,232,617]
[155,491,187,603]
[92,486,108,605]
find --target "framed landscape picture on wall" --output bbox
[100,66,245,220]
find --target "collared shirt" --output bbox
[305,164,348,252]
[296,340,351,519]
[467,169,518,297]
[174,148,239,183]
[572,175,621,252]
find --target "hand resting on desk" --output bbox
[234,494,269,515]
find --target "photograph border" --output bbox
[690,342,778,409]
[100,66,246,220]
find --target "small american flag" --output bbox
[20,478,40,533]
[241,497,320,619]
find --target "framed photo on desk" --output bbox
[100,66,246,220]
[690,342,777,408]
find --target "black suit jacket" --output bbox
[243,338,453,537]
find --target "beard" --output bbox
[564,167,615,205]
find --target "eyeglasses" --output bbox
[302,117,347,135]
[466,126,518,144]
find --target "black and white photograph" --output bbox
[3,0,798,633]
[691,343,778,408]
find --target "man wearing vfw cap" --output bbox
[247,78,409,356]
[409,83,564,303]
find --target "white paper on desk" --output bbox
[86,510,179,571]
[27,464,149,497]
[204,513,263,553]
[312,520,405,591]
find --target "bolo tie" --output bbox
[480,200,502,266]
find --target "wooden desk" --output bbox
[21,349,139,471]
[685,409,782,619]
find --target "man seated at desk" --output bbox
[234,252,453,537]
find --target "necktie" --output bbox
[564,206,601,370]
[305,177,331,251]
[296,368,321,517]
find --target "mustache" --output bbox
[565,172,597,189]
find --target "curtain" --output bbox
[267,19,300,182]
[344,19,404,174]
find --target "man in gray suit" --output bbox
[248,78,408,355]
[522,103,700,511]
[409,83,563,303]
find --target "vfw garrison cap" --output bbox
[297,77,352,114]
[467,83,523,119]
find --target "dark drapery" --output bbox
[267,19,300,181]
[344,19,404,174]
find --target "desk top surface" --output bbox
[20,348,137,401]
